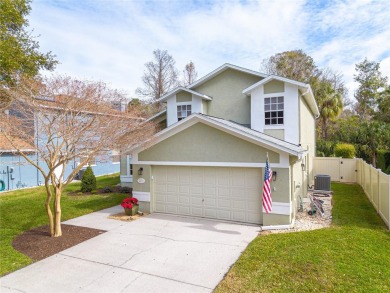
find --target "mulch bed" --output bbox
[12,224,106,261]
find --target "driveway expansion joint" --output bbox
[59,253,213,290]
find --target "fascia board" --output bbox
[188,63,267,89]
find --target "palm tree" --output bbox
[315,80,343,140]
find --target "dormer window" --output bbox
[264,96,284,125]
[177,104,191,121]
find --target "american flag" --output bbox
[262,156,273,213]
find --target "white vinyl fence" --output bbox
[313,157,390,229]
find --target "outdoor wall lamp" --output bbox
[138,167,143,176]
[272,171,277,181]
[301,163,305,171]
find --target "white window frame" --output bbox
[264,96,284,126]
[177,103,192,121]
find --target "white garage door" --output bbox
[153,166,263,224]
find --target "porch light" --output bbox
[272,171,277,181]
[301,163,305,171]
[138,167,143,175]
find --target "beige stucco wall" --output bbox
[120,155,127,175]
[176,92,192,102]
[299,94,316,184]
[264,80,285,94]
[192,69,263,125]
[264,129,285,140]
[202,100,209,115]
[132,164,151,193]
[138,122,280,163]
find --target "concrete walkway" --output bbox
[1,206,260,293]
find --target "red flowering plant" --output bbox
[121,197,139,209]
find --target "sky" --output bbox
[29,0,390,101]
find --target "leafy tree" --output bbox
[0,0,57,109]
[181,61,197,86]
[261,50,347,140]
[354,58,388,121]
[313,75,344,139]
[261,50,319,83]
[136,49,178,100]
[357,121,390,167]
[375,85,390,123]
[81,166,96,192]
[0,76,155,237]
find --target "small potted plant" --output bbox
[121,197,139,216]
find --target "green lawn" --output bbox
[0,174,127,276]
[215,183,390,292]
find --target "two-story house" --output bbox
[120,64,319,228]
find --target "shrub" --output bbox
[316,140,336,157]
[120,186,132,194]
[385,166,390,175]
[102,186,114,193]
[335,143,356,158]
[80,166,97,192]
[377,150,390,173]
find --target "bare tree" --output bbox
[0,76,155,237]
[136,49,179,100]
[181,61,198,86]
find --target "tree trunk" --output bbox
[53,186,62,237]
[322,117,328,140]
[44,183,54,236]
[372,151,377,168]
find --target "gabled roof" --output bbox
[242,75,320,117]
[157,87,212,103]
[145,109,167,122]
[0,133,35,153]
[133,113,306,157]
[188,63,268,89]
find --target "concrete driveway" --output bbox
[1,206,260,293]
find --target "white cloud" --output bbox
[28,0,390,101]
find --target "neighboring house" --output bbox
[121,64,319,227]
[0,97,124,191]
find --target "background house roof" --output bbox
[0,133,35,153]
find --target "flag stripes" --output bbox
[262,157,273,213]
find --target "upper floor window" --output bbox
[264,96,284,125]
[177,104,191,121]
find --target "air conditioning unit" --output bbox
[314,175,331,191]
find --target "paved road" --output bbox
[1,206,260,292]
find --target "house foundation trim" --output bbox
[262,201,291,215]
[262,217,295,231]
[133,191,150,202]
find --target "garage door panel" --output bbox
[190,186,202,195]
[204,208,217,218]
[155,184,167,193]
[153,166,262,224]
[217,187,230,197]
[155,193,166,202]
[191,197,203,205]
[217,210,231,220]
[166,195,178,203]
[167,184,178,193]
[231,200,246,210]
[204,198,216,207]
[179,196,190,204]
[218,199,231,208]
[191,207,203,217]
[247,213,262,223]
[204,186,216,196]
[178,206,190,215]
[179,185,190,194]
[232,211,246,222]
[166,205,178,214]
